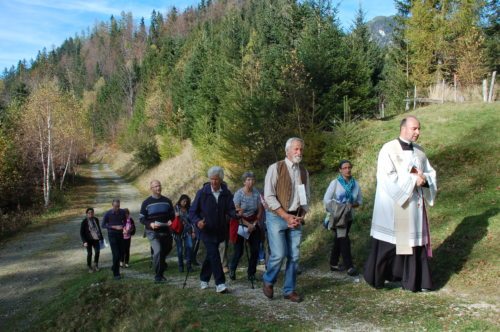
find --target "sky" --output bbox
[0,0,396,72]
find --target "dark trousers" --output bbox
[86,240,100,268]
[150,233,173,279]
[108,232,123,277]
[200,239,225,285]
[174,234,193,269]
[230,228,261,276]
[329,225,353,269]
[121,238,131,264]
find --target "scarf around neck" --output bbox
[337,175,355,203]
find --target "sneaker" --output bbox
[216,283,228,293]
[200,281,209,290]
[330,265,345,272]
[347,267,358,276]
[88,268,94,273]
[124,264,129,268]
[229,270,236,280]
[258,259,265,265]
[120,262,124,267]
[155,276,167,283]
[93,265,100,272]
[179,266,184,273]
[248,275,256,282]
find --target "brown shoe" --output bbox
[284,291,302,303]
[263,282,273,299]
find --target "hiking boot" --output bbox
[284,291,303,303]
[216,283,229,293]
[263,282,273,299]
[200,281,209,290]
[229,270,236,280]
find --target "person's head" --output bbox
[285,137,304,164]
[112,199,120,211]
[150,180,162,197]
[86,207,94,218]
[338,160,353,179]
[400,116,421,142]
[124,208,130,217]
[207,166,224,191]
[177,194,191,209]
[241,171,256,189]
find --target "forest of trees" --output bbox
[0,0,497,213]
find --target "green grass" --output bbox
[34,261,302,332]
[22,102,500,331]
[301,102,500,300]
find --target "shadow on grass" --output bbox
[431,207,498,290]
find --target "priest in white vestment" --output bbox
[364,116,437,292]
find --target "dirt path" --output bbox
[0,164,150,330]
[0,164,373,331]
[1,165,495,331]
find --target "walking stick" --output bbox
[244,237,254,289]
[183,236,200,289]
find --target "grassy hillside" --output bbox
[303,102,499,299]
[32,102,499,331]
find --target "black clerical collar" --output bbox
[398,138,413,151]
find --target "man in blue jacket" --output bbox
[189,166,237,293]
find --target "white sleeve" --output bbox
[378,145,416,207]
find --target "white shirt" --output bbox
[264,158,310,212]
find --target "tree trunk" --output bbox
[60,141,73,190]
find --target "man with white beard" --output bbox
[364,116,437,292]
[262,137,310,302]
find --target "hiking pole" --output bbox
[183,236,200,289]
[244,237,254,289]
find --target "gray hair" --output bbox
[207,166,224,180]
[285,137,304,153]
[241,171,255,181]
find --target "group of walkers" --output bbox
[80,115,437,301]
[80,202,136,277]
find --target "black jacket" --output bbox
[80,217,104,243]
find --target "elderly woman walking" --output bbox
[189,166,237,293]
[229,171,263,283]
[323,160,363,276]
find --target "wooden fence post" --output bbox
[483,79,488,102]
[413,86,417,110]
[488,71,496,103]
[441,79,445,104]
[454,74,457,102]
